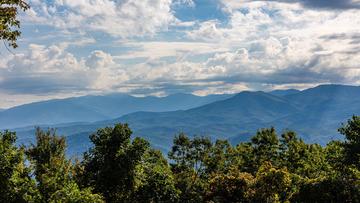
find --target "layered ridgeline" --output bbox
[9,84,360,155]
[0,93,232,129]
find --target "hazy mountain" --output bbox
[269,89,300,97]
[0,93,232,129]
[285,84,360,108]
[12,84,360,156]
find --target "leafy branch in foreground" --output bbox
[0,0,29,49]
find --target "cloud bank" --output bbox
[0,0,359,107]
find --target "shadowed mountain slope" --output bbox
[11,84,360,156]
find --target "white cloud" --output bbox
[183,1,360,84]
[86,50,115,69]
[0,44,129,94]
[3,0,359,107]
[173,0,195,7]
[116,41,230,60]
[187,20,225,42]
[220,0,360,10]
[26,0,176,38]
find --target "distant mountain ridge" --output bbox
[269,89,301,97]
[8,84,360,156]
[0,93,232,129]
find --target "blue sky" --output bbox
[0,0,360,108]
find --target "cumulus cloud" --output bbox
[0,45,127,94]
[116,41,230,59]
[221,0,360,10]
[86,50,115,69]
[26,0,176,37]
[183,0,360,85]
[296,0,360,9]
[2,0,360,107]
[187,20,225,41]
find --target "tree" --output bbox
[0,0,29,49]
[206,168,254,203]
[204,140,233,175]
[26,128,102,202]
[26,128,70,201]
[49,182,104,203]
[133,149,179,202]
[3,116,360,202]
[231,142,254,173]
[325,140,344,170]
[292,174,360,202]
[168,134,212,202]
[0,130,39,202]
[252,162,293,203]
[250,128,280,170]
[339,115,360,168]
[80,124,149,202]
[279,131,328,178]
[169,134,212,176]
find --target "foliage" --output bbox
[1,116,360,202]
[206,168,254,202]
[168,134,212,202]
[25,128,103,202]
[49,182,104,203]
[0,130,39,202]
[252,162,293,203]
[80,124,150,202]
[0,0,29,48]
[339,115,360,169]
[133,149,179,202]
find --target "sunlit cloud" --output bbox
[0,0,359,107]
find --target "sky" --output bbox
[0,0,360,108]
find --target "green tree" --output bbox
[279,131,328,178]
[168,134,212,202]
[231,142,254,173]
[133,149,179,202]
[0,0,29,48]
[26,128,70,201]
[0,130,39,202]
[206,168,254,203]
[325,140,344,170]
[252,162,293,203]
[169,134,212,176]
[26,128,101,202]
[204,140,233,175]
[49,182,104,203]
[292,174,360,202]
[339,115,360,168]
[80,124,149,202]
[292,117,360,202]
[250,128,280,170]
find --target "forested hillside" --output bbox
[12,84,360,156]
[1,116,360,202]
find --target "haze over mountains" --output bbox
[5,84,360,156]
[0,93,231,129]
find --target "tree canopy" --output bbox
[0,116,359,202]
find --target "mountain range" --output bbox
[6,84,360,156]
[0,93,231,129]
